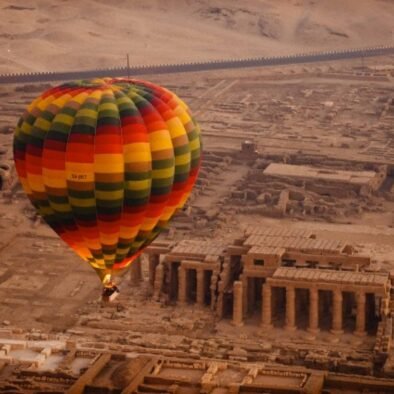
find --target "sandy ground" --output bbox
[0,0,394,74]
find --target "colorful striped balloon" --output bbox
[13,78,201,284]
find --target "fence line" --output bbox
[1,45,393,84]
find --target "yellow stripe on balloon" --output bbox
[72,92,89,105]
[95,190,124,200]
[100,234,119,244]
[125,179,151,190]
[116,96,131,105]
[21,122,33,135]
[159,206,177,221]
[94,154,123,173]
[173,107,192,124]
[77,108,98,119]
[54,113,75,126]
[189,139,201,151]
[26,174,45,192]
[90,89,103,101]
[36,95,55,111]
[53,93,73,108]
[175,153,191,166]
[90,261,106,270]
[119,226,139,238]
[123,143,151,164]
[26,96,42,113]
[166,117,187,138]
[124,142,150,154]
[50,202,72,213]
[69,197,96,207]
[124,150,151,163]
[86,241,103,250]
[152,167,175,179]
[42,169,67,187]
[34,117,52,131]
[103,254,116,261]
[140,217,160,231]
[39,206,54,216]
[116,248,129,255]
[149,130,173,151]
[99,102,118,112]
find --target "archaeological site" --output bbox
[1,1,394,393]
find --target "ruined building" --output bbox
[262,163,387,197]
[146,226,391,350]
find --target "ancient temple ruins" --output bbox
[145,227,391,341]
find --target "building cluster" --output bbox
[145,227,392,349]
[1,336,394,393]
[262,163,387,197]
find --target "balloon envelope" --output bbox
[13,78,201,283]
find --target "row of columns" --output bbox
[178,266,206,306]
[234,282,368,336]
[130,257,143,285]
[309,287,318,334]
[355,292,366,335]
[178,265,186,303]
[145,258,370,337]
[331,289,343,335]
[149,254,160,286]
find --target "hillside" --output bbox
[0,0,393,73]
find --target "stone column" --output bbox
[196,268,205,306]
[233,281,243,326]
[178,265,187,304]
[241,275,248,318]
[261,283,273,328]
[153,263,164,301]
[331,289,344,335]
[209,272,216,310]
[355,291,367,336]
[148,254,160,286]
[286,286,296,331]
[130,256,142,285]
[308,287,319,334]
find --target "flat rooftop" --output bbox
[169,240,227,257]
[244,226,313,239]
[248,245,286,255]
[263,163,377,185]
[272,267,389,287]
[245,235,345,254]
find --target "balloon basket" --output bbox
[101,285,120,303]
[101,292,119,303]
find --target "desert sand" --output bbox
[1,0,394,74]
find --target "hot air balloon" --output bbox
[13,78,201,295]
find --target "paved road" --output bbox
[0,45,393,84]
